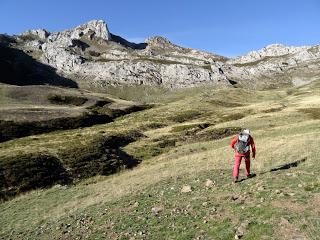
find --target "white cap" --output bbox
[243,129,250,135]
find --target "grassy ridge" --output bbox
[0,80,320,239]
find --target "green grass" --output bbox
[1,80,320,239]
[171,123,211,132]
[232,55,289,68]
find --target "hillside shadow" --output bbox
[110,33,147,50]
[0,45,78,88]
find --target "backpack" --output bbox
[235,133,250,154]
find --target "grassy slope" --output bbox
[1,81,320,239]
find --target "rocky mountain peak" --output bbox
[146,36,173,47]
[21,29,50,40]
[70,19,111,41]
[4,20,320,90]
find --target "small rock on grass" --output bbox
[181,185,192,193]
[205,179,215,188]
[151,206,164,215]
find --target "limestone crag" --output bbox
[21,20,230,88]
[224,44,320,87]
[21,29,50,40]
[3,20,320,89]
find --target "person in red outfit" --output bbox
[230,129,256,183]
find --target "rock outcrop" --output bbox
[224,44,320,88]
[2,20,320,89]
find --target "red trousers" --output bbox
[233,155,250,178]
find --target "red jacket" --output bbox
[231,134,256,158]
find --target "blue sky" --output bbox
[1,0,319,57]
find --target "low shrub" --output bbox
[171,123,211,133]
[0,154,71,200]
[168,110,202,123]
[298,108,320,119]
[0,114,112,142]
[47,94,88,106]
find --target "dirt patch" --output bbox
[271,200,306,213]
[276,217,308,240]
[310,193,320,215]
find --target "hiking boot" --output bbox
[233,177,238,183]
[246,173,256,179]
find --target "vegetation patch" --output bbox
[128,138,176,160]
[171,123,211,133]
[201,64,212,71]
[133,57,184,65]
[298,108,320,119]
[47,94,88,106]
[0,130,144,200]
[0,113,112,142]
[140,122,167,131]
[262,107,284,113]
[206,100,244,108]
[168,110,202,123]
[0,154,71,200]
[190,127,241,142]
[58,133,143,178]
[89,101,152,118]
[233,55,288,67]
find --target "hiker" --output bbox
[230,129,256,183]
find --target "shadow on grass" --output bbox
[259,157,307,176]
[237,173,257,183]
[234,158,307,183]
[269,158,307,172]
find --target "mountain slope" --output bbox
[2,19,319,90]
[1,79,320,239]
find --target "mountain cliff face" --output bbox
[1,20,320,89]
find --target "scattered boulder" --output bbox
[234,220,251,239]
